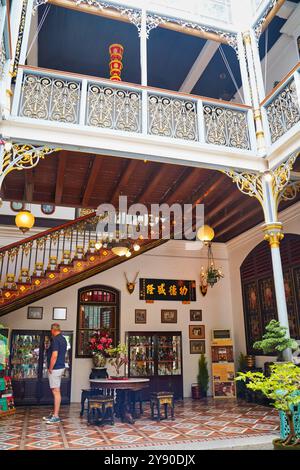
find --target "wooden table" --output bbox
[90,378,150,423]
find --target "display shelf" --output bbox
[211,332,236,399]
[0,328,15,417]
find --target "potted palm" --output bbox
[236,363,300,449]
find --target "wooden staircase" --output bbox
[0,212,167,316]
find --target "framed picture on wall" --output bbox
[161,310,177,323]
[27,306,43,320]
[189,325,205,339]
[190,310,202,321]
[135,309,146,324]
[53,307,67,321]
[190,340,205,354]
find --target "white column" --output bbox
[237,32,252,106]
[249,28,266,103]
[262,176,292,361]
[243,32,266,156]
[18,0,34,66]
[140,9,147,87]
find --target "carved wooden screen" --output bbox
[240,234,300,354]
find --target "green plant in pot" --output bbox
[236,363,300,449]
[197,354,209,398]
[253,320,298,362]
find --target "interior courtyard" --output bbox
[0,0,300,453]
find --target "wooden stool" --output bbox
[87,397,114,426]
[80,388,104,417]
[129,389,144,419]
[150,392,175,421]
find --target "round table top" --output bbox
[90,378,150,389]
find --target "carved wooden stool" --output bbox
[80,388,104,417]
[150,392,175,421]
[87,397,114,426]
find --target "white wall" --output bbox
[0,240,233,402]
[227,202,300,368]
[0,201,76,221]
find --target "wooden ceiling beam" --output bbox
[206,190,242,220]
[138,164,170,204]
[191,173,226,209]
[165,168,204,205]
[215,206,262,239]
[110,159,140,206]
[55,151,68,206]
[24,170,34,203]
[212,197,255,229]
[81,156,104,208]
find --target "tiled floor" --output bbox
[0,399,279,450]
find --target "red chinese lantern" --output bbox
[109,44,124,81]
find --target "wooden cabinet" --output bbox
[10,330,73,405]
[127,332,183,400]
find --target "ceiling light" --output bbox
[133,243,140,252]
[95,242,102,250]
[15,210,35,233]
[197,225,215,244]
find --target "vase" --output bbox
[92,354,107,368]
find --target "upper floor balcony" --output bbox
[0,0,299,173]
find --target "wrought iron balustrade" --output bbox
[0,212,100,289]
[86,82,142,133]
[262,69,300,145]
[148,94,198,141]
[18,72,81,123]
[203,102,251,150]
[13,67,254,152]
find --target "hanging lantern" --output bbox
[197,224,215,244]
[15,210,35,233]
[198,225,223,295]
[109,44,124,81]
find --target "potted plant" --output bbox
[236,352,248,399]
[88,329,113,368]
[236,363,300,449]
[197,354,209,398]
[253,320,298,362]
[107,343,129,379]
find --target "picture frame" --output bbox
[10,201,25,213]
[135,309,147,324]
[53,307,67,320]
[27,306,43,320]
[190,340,206,354]
[190,310,202,322]
[161,309,177,323]
[189,324,205,339]
[41,204,55,215]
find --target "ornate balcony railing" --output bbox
[12,66,254,152]
[261,65,300,146]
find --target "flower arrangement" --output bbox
[88,329,113,358]
[107,343,128,377]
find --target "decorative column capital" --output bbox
[263,223,284,248]
[242,32,251,45]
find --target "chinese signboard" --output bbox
[139,279,196,302]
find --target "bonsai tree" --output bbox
[253,320,298,361]
[236,363,300,447]
[197,354,209,397]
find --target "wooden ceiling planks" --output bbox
[2,150,300,242]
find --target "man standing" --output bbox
[44,323,67,424]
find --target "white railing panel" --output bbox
[18,71,82,123]
[148,92,198,141]
[263,73,300,145]
[203,101,251,150]
[86,80,142,133]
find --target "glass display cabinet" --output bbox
[127,332,183,399]
[10,330,73,405]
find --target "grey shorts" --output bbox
[48,369,64,389]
